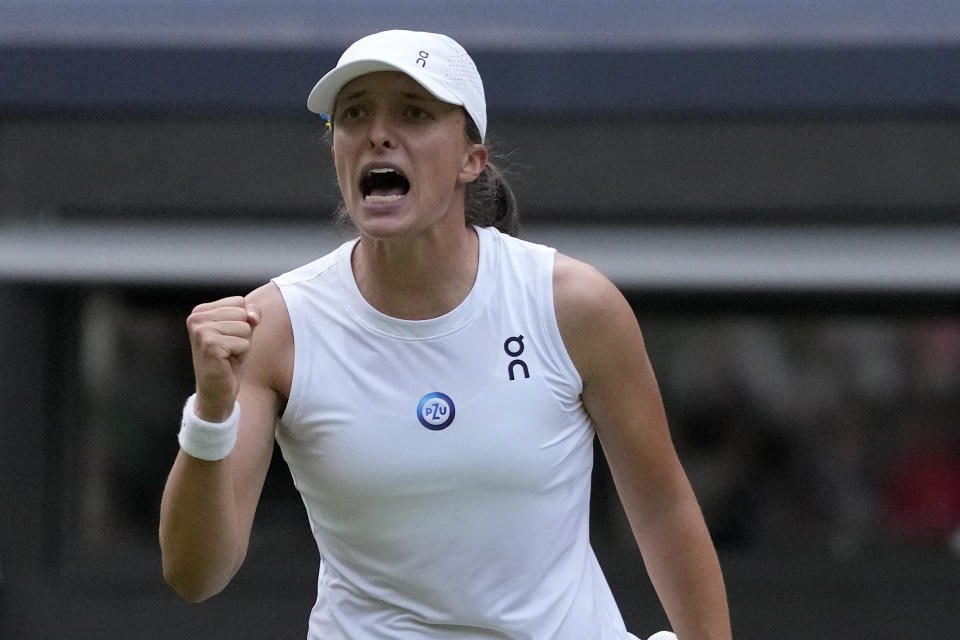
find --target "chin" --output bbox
[351,210,420,241]
[348,197,458,242]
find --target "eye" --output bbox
[339,104,367,121]
[404,105,431,121]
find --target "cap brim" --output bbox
[306,59,463,117]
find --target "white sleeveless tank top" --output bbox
[272,226,628,639]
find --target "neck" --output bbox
[352,224,480,320]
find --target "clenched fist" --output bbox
[186,296,261,422]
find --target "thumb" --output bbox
[247,306,260,329]
[244,301,261,328]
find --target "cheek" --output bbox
[335,171,351,198]
[330,146,353,195]
[414,138,469,181]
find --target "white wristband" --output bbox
[178,393,240,461]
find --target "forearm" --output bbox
[634,489,732,640]
[159,451,248,602]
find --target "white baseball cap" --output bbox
[307,30,487,141]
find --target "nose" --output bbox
[367,112,394,149]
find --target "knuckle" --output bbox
[196,331,223,354]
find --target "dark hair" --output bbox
[463,117,520,237]
[323,112,519,236]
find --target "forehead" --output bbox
[337,71,442,105]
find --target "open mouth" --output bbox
[360,167,410,204]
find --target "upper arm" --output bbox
[553,253,690,526]
[229,282,294,537]
[554,256,731,637]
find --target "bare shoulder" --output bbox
[245,282,289,327]
[552,252,642,384]
[553,253,627,313]
[243,282,294,404]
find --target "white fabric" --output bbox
[272,226,628,639]
[177,393,239,461]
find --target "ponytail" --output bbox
[464,117,520,237]
[465,160,519,237]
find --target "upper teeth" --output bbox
[370,168,397,174]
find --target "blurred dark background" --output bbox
[1,2,959,638]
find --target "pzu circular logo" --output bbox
[416,392,456,431]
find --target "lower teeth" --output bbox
[365,194,403,204]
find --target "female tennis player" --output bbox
[159,29,731,640]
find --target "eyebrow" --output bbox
[339,89,435,104]
[401,91,434,102]
[339,89,368,103]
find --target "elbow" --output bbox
[161,550,229,603]
[162,563,217,603]
[158,520,246,603]
[163,563,213,603]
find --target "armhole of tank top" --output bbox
[537,248,584,395]
[273,282,307,430]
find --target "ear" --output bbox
[330,146,336,161]
[458,143,488,184]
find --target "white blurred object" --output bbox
[648,633,678,640]
[949,526,960,556]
